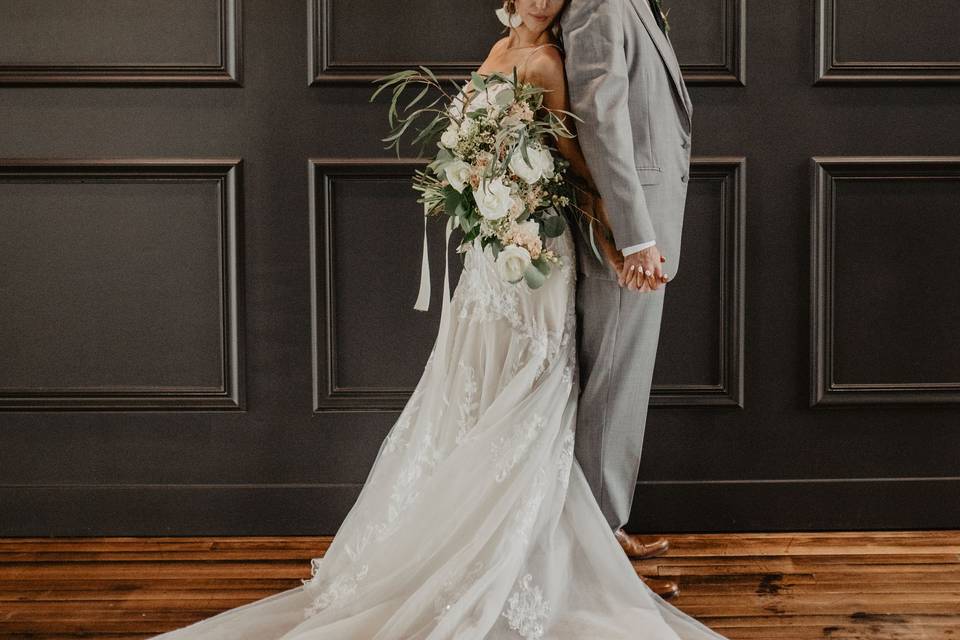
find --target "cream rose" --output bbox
[473,176,515,220]
[534,145,555,179]
[496,244,532,283]
[440,125,459,149]
[509,143,555,184]
[443,159,472,193]
[459,116,476,137]
[509,147,541,184]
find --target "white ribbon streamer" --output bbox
[413,205,454,312]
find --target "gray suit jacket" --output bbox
[560,0,693,281]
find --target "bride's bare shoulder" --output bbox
[489,37,510,56]
[524,45,566,90]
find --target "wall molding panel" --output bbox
[810,156,960,406]
[309,158,433,412]
[815,0,960,83]
[0,158,245,410]
[308,0,480,84]
[654,157,746,407]
[674,0,746,86]
[0,0,242,85]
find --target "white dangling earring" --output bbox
[495,6,524,28]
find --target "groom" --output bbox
[560,0,693,598]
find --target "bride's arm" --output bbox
[525,51,600,197]
[525,52,624,272]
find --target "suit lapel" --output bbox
[625,0,692,124]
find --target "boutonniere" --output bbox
[651,0,671,34]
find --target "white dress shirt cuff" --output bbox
[621,239,656,256]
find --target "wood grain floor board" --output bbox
[1,531,957,639]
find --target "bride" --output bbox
[150,2,729,639]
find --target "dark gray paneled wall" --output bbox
[0,0,957,536]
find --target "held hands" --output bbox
[585,194,669,293]
[617,246,669,292]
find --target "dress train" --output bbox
[149,227,728,639]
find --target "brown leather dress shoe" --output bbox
[614,528,670,559]
[640,575,680,600]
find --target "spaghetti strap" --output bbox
[517,42,564,82]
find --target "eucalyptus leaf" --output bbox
[542,214,566,238]
[444,188,461,216]
[523,263,546,289]
[587,221,604,263]
[494,88,515,107]
[471,71,486,91]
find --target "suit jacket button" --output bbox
[681,174,688,183]
[681,140,689,149]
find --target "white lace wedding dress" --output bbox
[150,84,729,640]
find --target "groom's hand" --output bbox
[617,246,669,292]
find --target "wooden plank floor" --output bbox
[1,531,958,639]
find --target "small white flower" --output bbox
[473,176,515,220]
[496,244,532,283]
[444,160,472,193]
[516,220,540,238]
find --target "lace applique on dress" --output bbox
[512,465,548,546]
[557,425,575,486]
[455,361,480,444]
[342,418,442,563]
[559,300,578,387]
[490,414,546,482]
[302,562,369,619]
[502,572,550,639]
[383,382,426,454]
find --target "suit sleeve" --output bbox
[562,0,656,250]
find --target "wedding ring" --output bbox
[644,269,652,277]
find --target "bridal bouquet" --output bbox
[371,66,602,300]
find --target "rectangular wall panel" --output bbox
[816,0,960,82]
[0,159,244,409]
[0,0,242,84]
[309,158,452,411]
[811,156,960,405]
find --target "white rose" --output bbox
[459,116,476,137]
[443,159,472,193]
[534,145,555,178]
[509,146,543,184]
[440,125,459,148]
[473,176,515,220]
[496,244,532,283]
[509,144,555,184]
